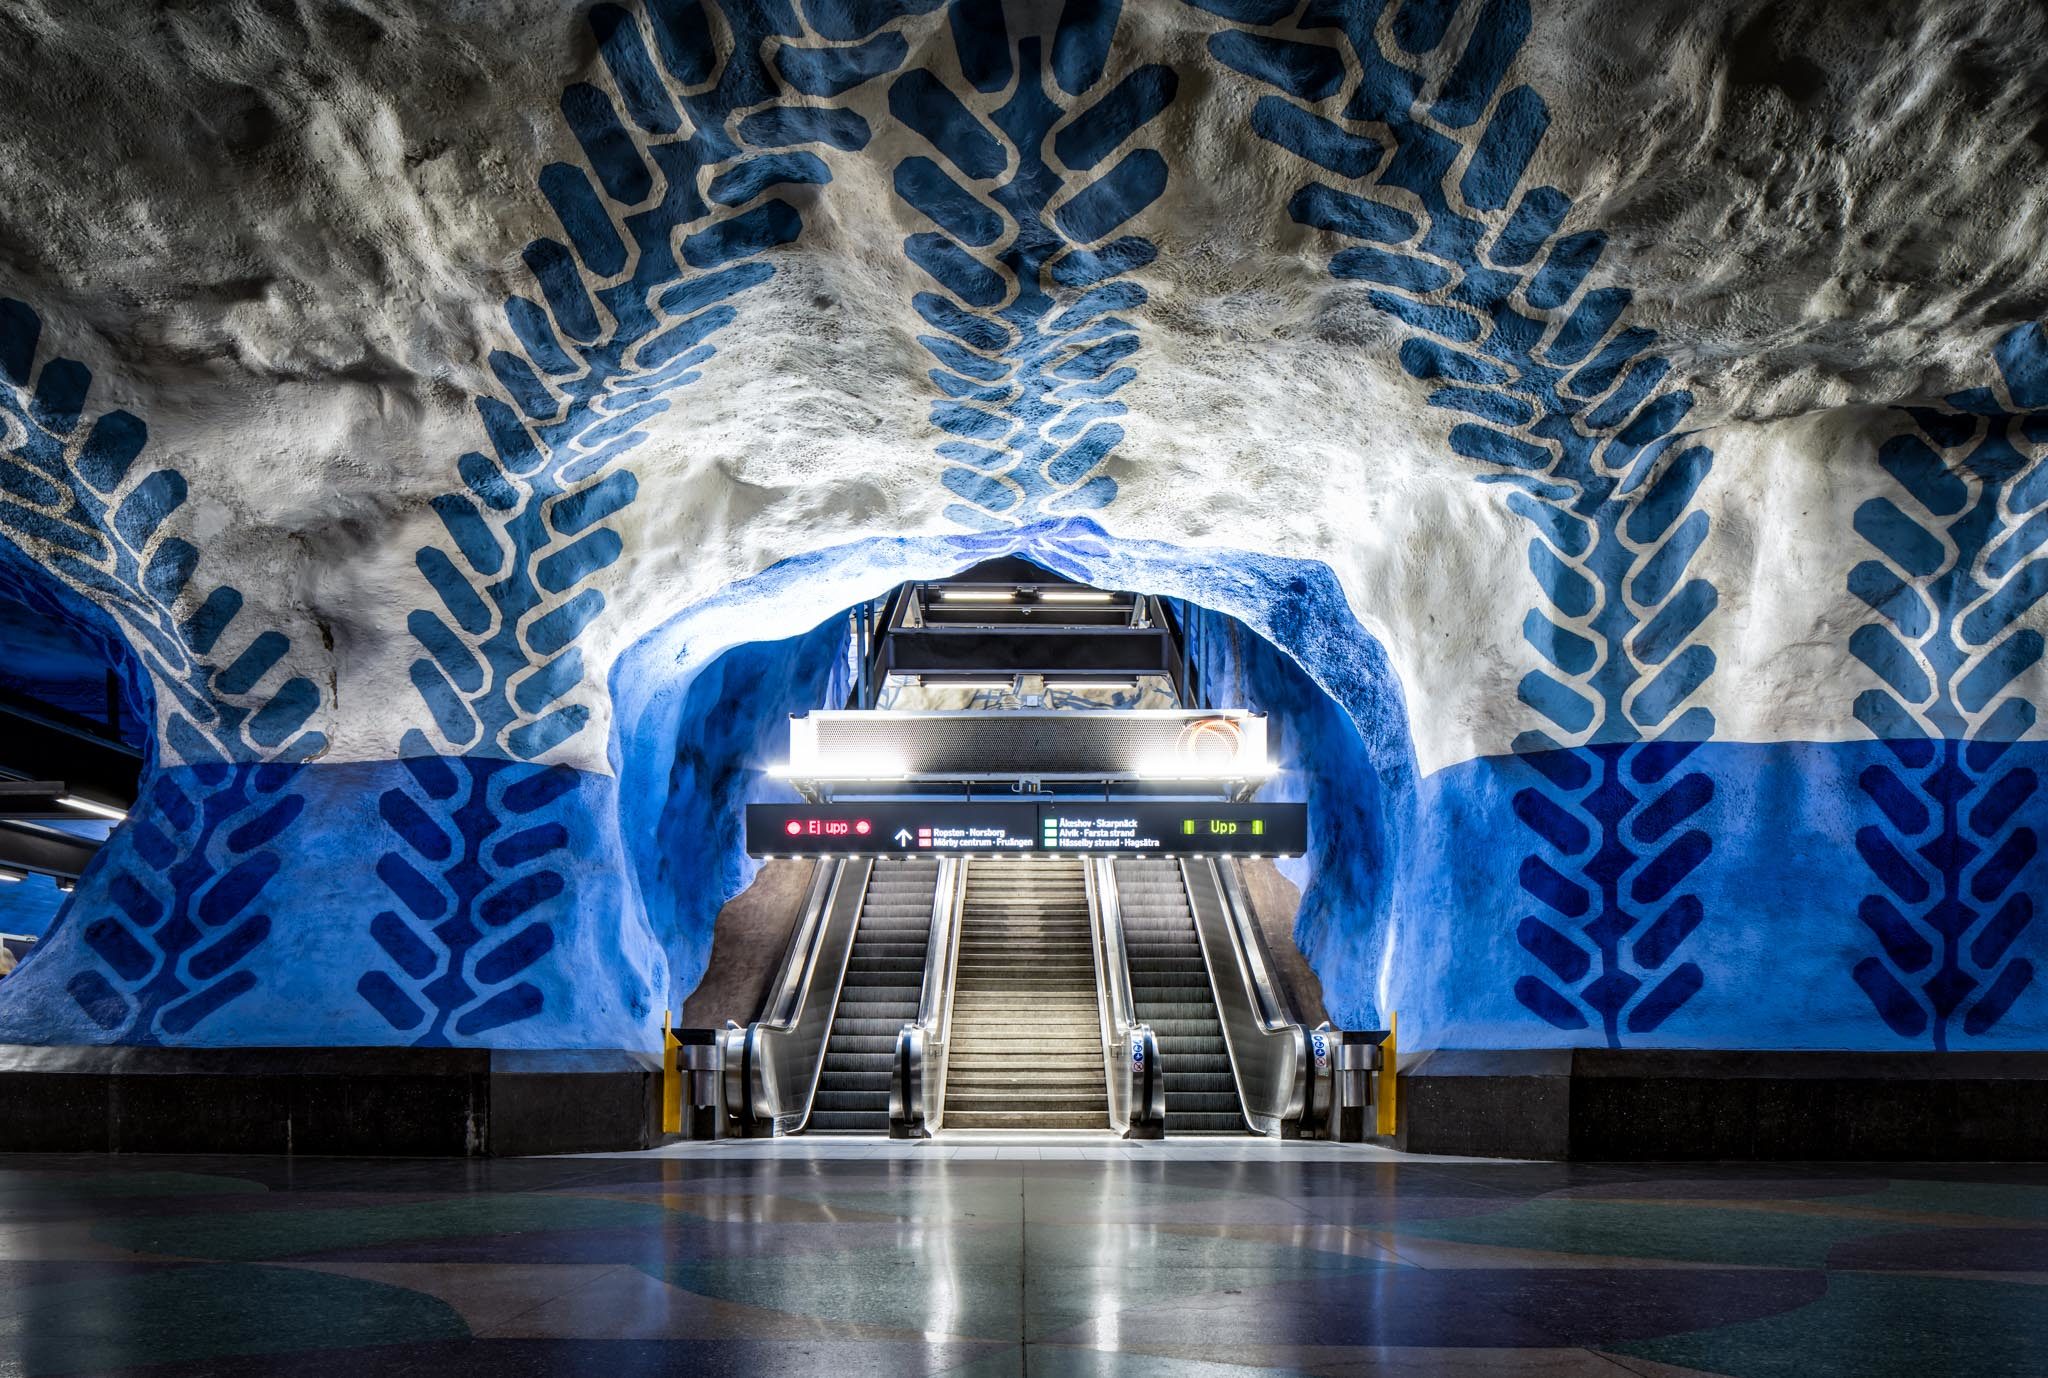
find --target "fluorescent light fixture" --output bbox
[820,760,911,778]
[0,867,23,883]
[1134,757,1276,780]
[935,589,1015,602]
[1044,680,1139,690]
[780,753,911,780]
[55,878,75,893]
[1036,590,1115,603]
[59,795,127,822]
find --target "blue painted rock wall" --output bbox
[0,0,2039,1056]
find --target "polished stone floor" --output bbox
[0,1137,2043,1377]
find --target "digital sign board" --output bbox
[745,802,1306,857]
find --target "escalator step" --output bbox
[1164,1072,1238,1090]
[1117,859,1259,1139]
[807,1111,889,1131]
[808,860,942,1137]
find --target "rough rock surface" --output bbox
[0,0,2040,1056]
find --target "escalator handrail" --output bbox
[1087,858,1163,1135]
[932,858,966,1127]
[737,856,874,1134]
[1179,856,1307,1136]
[900,858,965,1133]
[1213,858,1296,1033]
[760,860,841,1026]
[1083,859,1121,1130]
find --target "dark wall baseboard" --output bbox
[1390,1049,2048,1161]
[0,1045,662,1156]
[12,1042,2042,1160]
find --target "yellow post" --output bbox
[1375,1011,1398,1138]
[661,1009,683,1136]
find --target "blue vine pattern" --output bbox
[402,0,934,763]
[65,762,305,1042]
[894,1,1178,528]
[1193,0,1719,1044]
[1847,321,2045,1047]
[359,757,582,1043]
[368,0,932,1044]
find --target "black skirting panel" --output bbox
[1391,1049,2048,1161]
[0,1045,662,1156]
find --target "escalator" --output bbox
[719,849,1326,1140]
[943,856,1108,1129]
[807,859,940,1131]
[1115,858,1245,1133]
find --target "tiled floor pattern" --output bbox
[0,1140,2042,1376]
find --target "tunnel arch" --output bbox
[0,543,156,951]
[0,541,158,761]
[605,517,1419,1027]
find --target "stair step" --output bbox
[949,1044,1101,1056]
[947,1091,1112,1111]
[939,855,1106,1131]
[945,1111,1110,1129]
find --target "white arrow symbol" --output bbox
[893,829,913,846]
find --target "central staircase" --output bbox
[942,856,1108,1129]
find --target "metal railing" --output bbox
[889,858,966,1137]
[1086,859,1164,1138]
[1179,857,1332,1138]
[719,857,873,1136]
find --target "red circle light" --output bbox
[855,819,871,835]
[784,820,802,836]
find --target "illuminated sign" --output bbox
[744,802,1306,857]
[781,817,873,839]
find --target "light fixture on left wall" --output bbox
[57,795,127,823]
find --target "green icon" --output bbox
[1252,819,1264,835]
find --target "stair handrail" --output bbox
[721,856,873,1136]
[890,857,966,1137]
[1178,856,1318,1138]
[1086,858,1164,1138]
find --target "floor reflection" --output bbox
[0,1142,2042,1376]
